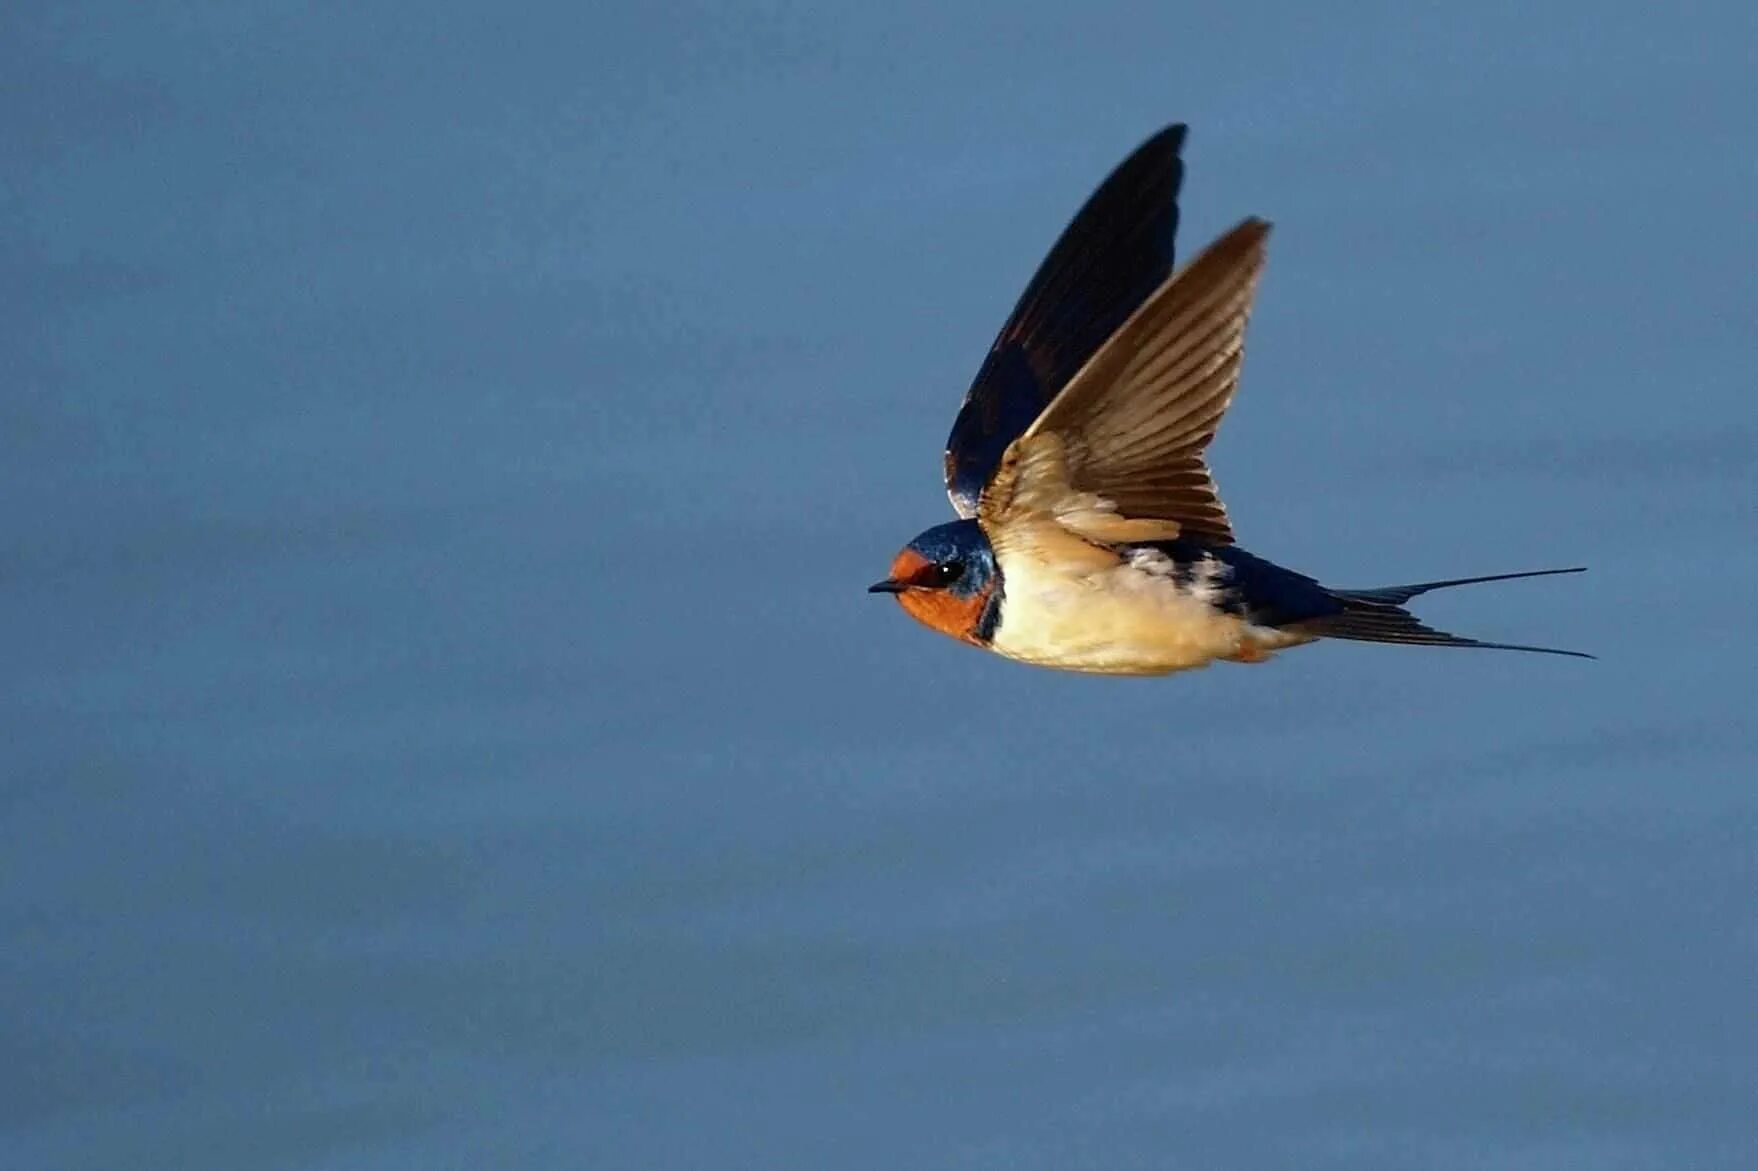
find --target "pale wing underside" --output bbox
[980,218,1271,549]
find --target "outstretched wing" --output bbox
[980,217,1270,550]
[943,125,1186,519]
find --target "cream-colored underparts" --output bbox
[989,542,1309,676]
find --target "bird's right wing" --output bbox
[943,126,1186,520]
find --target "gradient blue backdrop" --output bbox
[5,3,1755,1168]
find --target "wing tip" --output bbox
[1102,123,1188,199]
[1235,215,1273,245]
[1187,217,1273,274]
[1142,123,1188,154]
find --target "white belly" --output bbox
[989,547,1305,676]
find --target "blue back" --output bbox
[1132,539,1345,628]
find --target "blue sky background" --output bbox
[5,3,1755,1168]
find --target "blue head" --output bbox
[868,519,1001,645]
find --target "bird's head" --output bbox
[867,519,1000,645]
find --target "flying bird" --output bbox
[869,125,1588,675]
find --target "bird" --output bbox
[868,124,1589,676]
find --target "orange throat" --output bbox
[894,585,990,646]
[881,547,994,646]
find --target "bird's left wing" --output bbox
[980,218,1270,551]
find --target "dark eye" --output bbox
[931,560,965,586]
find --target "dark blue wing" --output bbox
[943,125,1187,518]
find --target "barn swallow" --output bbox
[869,125,1589,675]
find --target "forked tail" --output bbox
[1305,567,1593,659]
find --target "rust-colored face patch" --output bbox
[880,548,989,645]
[887,548,932,584]
[894,584,987,645]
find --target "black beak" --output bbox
[867,579,906,594]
